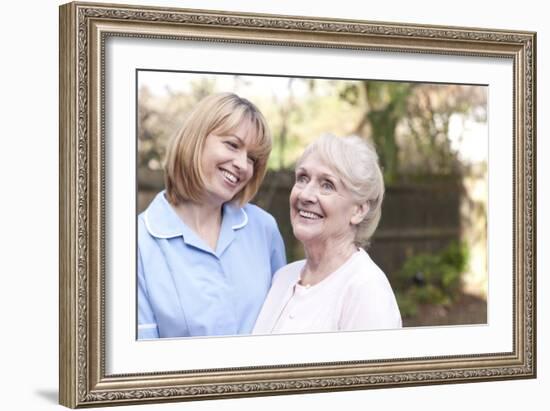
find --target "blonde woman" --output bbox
[138,93,286,339]
[253,134,401,334]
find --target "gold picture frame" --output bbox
[59,1,536,408]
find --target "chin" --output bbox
[219,185,241,202]
[293,226,318,244]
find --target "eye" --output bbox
[224,140,239,150]
[295,173,308,185]
[321,180,335,192]
[247,155,257,165]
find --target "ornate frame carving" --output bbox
[59,1,536,408]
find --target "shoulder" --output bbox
[272,259,304,285]
[137,192,184,255]
[345,249,395,294]
[137,210,151,241]
[240,203,281,236]
[339,250,402,329]
[137,210,159,258]
[242,203,277,225]
[138,191,184,240]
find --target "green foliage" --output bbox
[395,242,469,318]
[335,81,415,183]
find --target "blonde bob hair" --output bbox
[297,134,385,246]
[164,93,272,206]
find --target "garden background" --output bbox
[137,71,488,327]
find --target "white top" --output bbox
[252,248,402,334]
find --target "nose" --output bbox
[232,149,248,170]
[297,181,318,203]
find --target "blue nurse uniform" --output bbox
[137,191,286,339]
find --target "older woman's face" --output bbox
[290,151,362,246]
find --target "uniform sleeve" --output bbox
[338,275,402,331]
[137,247,160,339]
[269,219,287,276]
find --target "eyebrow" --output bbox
[228,134,245,144]
[320,173,338,183]
[227,133,256,151]
[296,167,338,182]
[228,133,263,156]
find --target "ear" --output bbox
[350,202,369,225]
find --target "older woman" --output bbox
[253,134,401,334]
[138,93,286,339]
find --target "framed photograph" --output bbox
[59,1,536,408]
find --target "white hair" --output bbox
[297,134,385,246]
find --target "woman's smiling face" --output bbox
[290,151,363,247]
[200,121,257,206]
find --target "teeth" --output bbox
[299,210,322,220]
[221,170,238,183]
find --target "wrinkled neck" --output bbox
[301,237,357,286]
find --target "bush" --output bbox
[395,242,468,318]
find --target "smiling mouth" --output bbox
[298,209,323,220]
[220,168,239,184]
